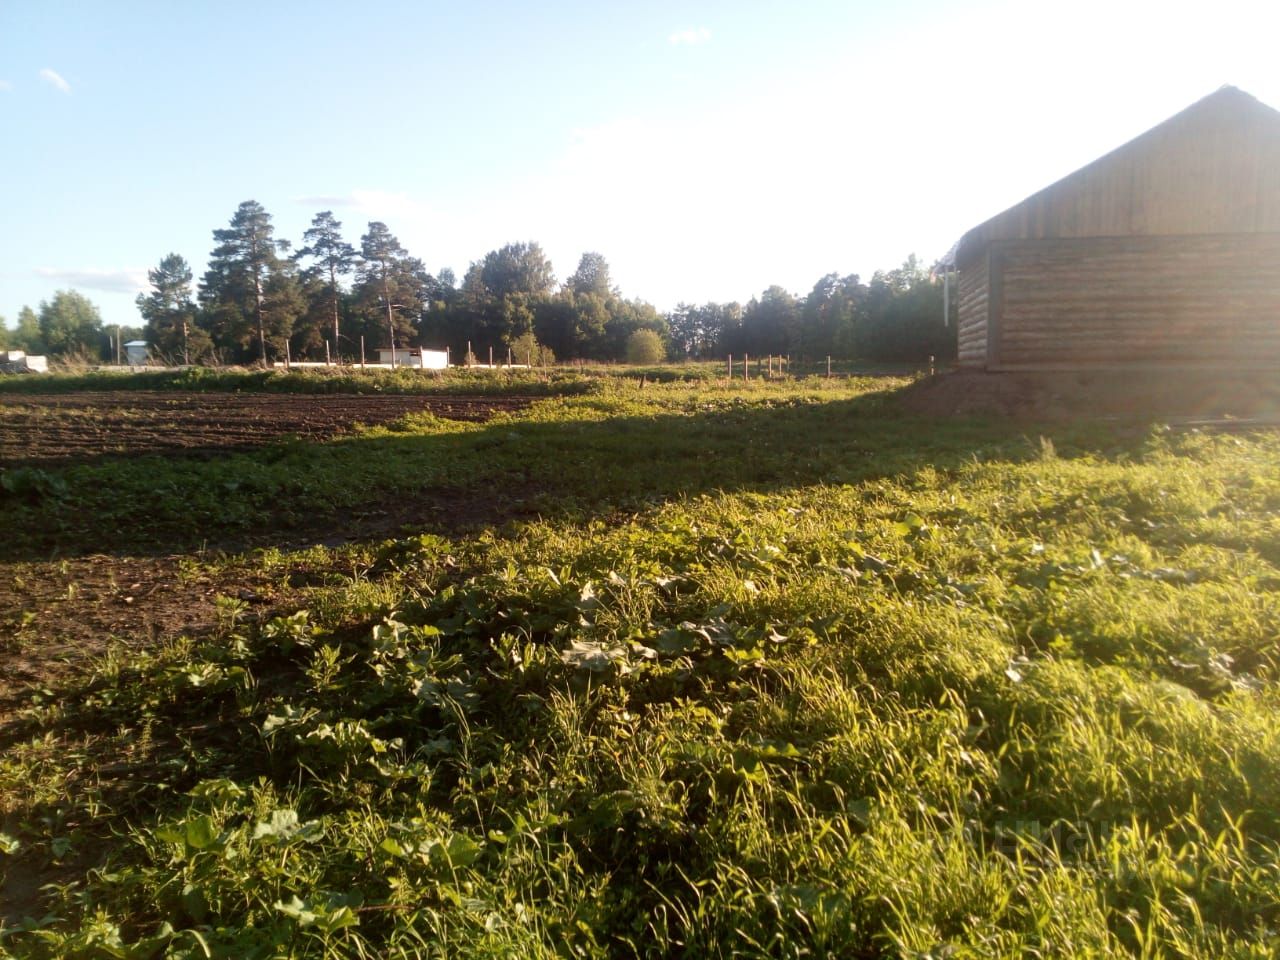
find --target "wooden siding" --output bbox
[991,234,1280,367]
[956,88,1280,261]
[956,249,989,367]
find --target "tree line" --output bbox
[1,200,955,365]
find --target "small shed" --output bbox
[376,348,448,369]
[948,86,1280,370]
[124,340,149,367]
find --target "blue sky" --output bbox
[2,0,1276,331]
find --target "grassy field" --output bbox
[2,371,1279,958]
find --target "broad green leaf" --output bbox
[445,832,483,867]
[275,895,319,927]
[379,837,408,858]
[560,639,624,671]
[181,883,209,923]
[253,809,323,843]
[187,779,245,803]
[185,815,217,851]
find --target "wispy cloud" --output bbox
[294,193,361,208]
[668,27,711,46]
[294,189,433,220]
[35,267,149,295]
[0,80,12,93]
[39,68,71,94]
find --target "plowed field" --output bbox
[0,391,534,466]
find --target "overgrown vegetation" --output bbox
[2,375,1279,957]
[0,366,591,399]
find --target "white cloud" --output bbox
[668,27,711,46]
[39,68,70,94]
[35,267,149,295]
[0,80,12,93]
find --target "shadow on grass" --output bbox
[1,387,1138,563]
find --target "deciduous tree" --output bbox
[479,242,556,300]
[13,306,42,353]
[567,251,615,299]
[38,290,103,357]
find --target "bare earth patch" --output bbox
[0,390,543,719]
[0,553,302,720]
[0,494,549,723]
[0,391,535,466]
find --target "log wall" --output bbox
[991,233,1280,368]
[956,249,989,367]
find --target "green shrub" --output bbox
[625,328,665,364]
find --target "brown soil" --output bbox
[900,370,1280,422]
[0,391,536,467]
[0,553,284,714]
[0,490,551,723]
[0,391,548,722]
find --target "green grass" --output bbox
[2,375,1279,957]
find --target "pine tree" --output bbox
[198,201,294,364]
[295,211,356,361]
[354,222,427,359]
[137,253,208,364]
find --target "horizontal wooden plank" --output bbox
[991,233,1280,367]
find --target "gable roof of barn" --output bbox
[950,86,1280,265]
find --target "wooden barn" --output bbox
[948,86,1280,370]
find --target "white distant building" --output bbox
[376,348,448,369]
[124,341,149,367]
